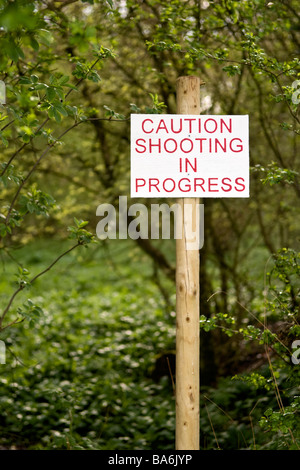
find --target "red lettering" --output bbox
[208,177,218,191]
[195,138,207,152]
[171,118,182,134]
[142,119,153,133]
[194,178,205,192]
[149,178,160,192]
[204,119,217,133]
[234,177,245,191]
[215,138,226,152]
[156,119,168,133]
[185,158,197,172]
[230,138,243,152]
[184,118,196,133]
[162,178,175,192]
[178,178,191,192]
[135,139,146,153]
[179,138,193,153]
[136,179,146,192]
[220,118,232,133]
[149,139,161,153]
[221,177,232,192]
[164,138,177,153]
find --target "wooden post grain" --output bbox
[175,76,201,450]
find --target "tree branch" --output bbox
[0,241,81,330]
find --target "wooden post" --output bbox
[175,76,201,450]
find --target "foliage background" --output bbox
[0,0,299,450]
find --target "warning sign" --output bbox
[131,114,249,198]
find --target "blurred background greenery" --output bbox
[0,0,299,449]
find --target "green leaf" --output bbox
[30,37,39,51]
[55,103,68,117]
[37,29,53,46]
[0,133,8,147]
[222,65,241,76]
[46,87,56,101]
[30,75,39,84]
[19,76,32,85]
[58,75,70,86]
[48,106,62,123]
[35,83,48,90]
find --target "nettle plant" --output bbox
[200,247,300,449]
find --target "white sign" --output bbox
[131,114,249,198]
